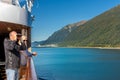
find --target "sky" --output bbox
[31,0,120,41]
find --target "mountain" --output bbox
[60,5,120,47]
[35,5,120,47]
[44,20,87,44]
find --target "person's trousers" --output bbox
[6,69,19,80]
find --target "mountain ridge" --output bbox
[44,20,87,44]
[61,5,120,47]
[33,5,120,47]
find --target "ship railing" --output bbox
[20,57,38,80]
[26,57,38,80]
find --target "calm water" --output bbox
[32,48,120,80]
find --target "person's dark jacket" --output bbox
[20,42,27,50]
[4,38,21,69]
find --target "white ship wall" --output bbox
[0,2,32,26]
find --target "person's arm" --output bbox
[26,47,37,57]
[26,50,33,57]
[4,38,21,51]
[4,38,16,50]
[15,40,21,51]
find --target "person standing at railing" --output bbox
[18,35,37,79]
[20,35,37,58]
[4,31,21,80]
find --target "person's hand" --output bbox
[32,52,37,56]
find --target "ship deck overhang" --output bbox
[0,21,30,34]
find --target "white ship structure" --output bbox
[0,0,38,80]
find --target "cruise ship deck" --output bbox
[0,1,37,80]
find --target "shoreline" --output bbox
[59,47,120,49]
[32,46,120,49]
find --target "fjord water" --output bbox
[32,48,120,80]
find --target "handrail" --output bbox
[26,57,31,80]
[25,57,38,80]
[30,58,38,80]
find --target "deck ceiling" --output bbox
[0,21,30,34]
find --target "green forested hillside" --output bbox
[61,5,120,47]
[44,21,87,44]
